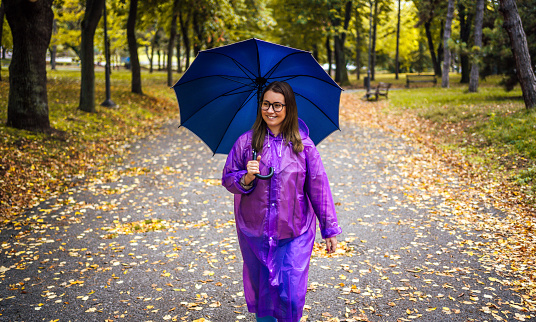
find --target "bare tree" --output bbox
[442,0,455,87]
[499,0,536,109]
[4,0,54,130]
[469,0,484,92]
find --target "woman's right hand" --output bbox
[245,155,261,185]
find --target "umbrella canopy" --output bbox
[173,38,342,155]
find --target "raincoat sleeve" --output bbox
[304,143,342,239]
[222,134,256,195]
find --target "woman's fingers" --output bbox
[247,160,260,175]
[325,237,337,253]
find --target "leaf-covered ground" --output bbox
[0,92,535,321]
[0,70,178,221]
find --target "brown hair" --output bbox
[252,81,304,154]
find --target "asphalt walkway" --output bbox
[0,94,533,321]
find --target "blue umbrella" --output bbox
[173,38,342,155]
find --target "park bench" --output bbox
[406,74,437,87]
[365,82,392,101]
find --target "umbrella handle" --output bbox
[252,150,274,180]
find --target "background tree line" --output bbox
[0,0,535,133]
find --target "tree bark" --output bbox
[127,0,142,94]
[78,0,104,113]
[0,1,4,82]
[176,33,181,73]
[192,11,203,57]
[395,0,401,79]
[371,0,378,81]
[326,36,332,77]
[167,0,179,87]
[442,0,455,88]
[499,0,536,109]
[179,10,190,70]
[334,1,352,86]
[50,18,57,70]
[4,0,53,131]
[436,23,443,76]
[459,3,473,83]
[469,0,484,92]
[355,7,361,81]
[424,20,440,76]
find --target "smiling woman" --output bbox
[222,81,341,322]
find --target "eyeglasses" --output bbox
[261,101,285,112]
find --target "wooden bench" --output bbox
[406,74,437,87]
[365,82,391,100]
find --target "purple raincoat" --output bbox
[222,120,342,322]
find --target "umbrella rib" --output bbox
[263,52,342,90]
[174,74,252,88]
[180,85,252,125]
[213,92,258,154]
[205,52,258,81]
[294,91,340,131]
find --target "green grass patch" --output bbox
[0,68,180,221]
[388,81,535,200]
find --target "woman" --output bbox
[222,81,341,322]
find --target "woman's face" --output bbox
[261,90,286,136]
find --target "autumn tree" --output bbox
[414,0,446,76]
[499,0,536,109]
[441,0,455,87]
[0,1,4,82]
[167,0,179,87]
[79,0,104,113]
[127,0,142,94]
[4,0,54,131]
[458,0,473,83]
[468,0,484,92]
[331,1,352,85]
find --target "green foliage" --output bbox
[52,0,85,57]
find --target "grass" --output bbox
[0,67,180,221]
[381,74,536,200]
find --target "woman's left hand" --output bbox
[325,236,337,254]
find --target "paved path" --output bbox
[0,96,533,321]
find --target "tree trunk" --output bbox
[127,0,142,94]
[50,19,57,70]
[355,8,361,81]
[179,10,191,70]
[366,0,373,89]
[371,0,378,81]
[4,0,53,131]
[436,23,443,76]
[499,0,536,109]
[424,20,439,76]
[78,0,104,113]
[459,3,473,83]
[442,0,455,88]
[469,0,484,92]
[176,33,181,73]
[192,11,203,57]
[326,36,332,77]
[167,0,179,87]
[0,1,4,82]
[334,1,352,86]
[395,0,401,79]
